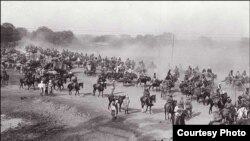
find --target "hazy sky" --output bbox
[1,1,249,39]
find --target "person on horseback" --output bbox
[242,88,249,101]
[144,88,150,97]
[185,96,192,113]
[202,68,206,74]
[228,70,234,81]
[209,103,223,125]
[174,103,184,121]
[184,74,189,82]
[153,73,157,83]
[242,70,247,77]
[207,67,212,74]
[235,71,240,80]
[143,88,150,101]
[178,97,185,109]
[216,83,223,96]
[166,70,173,81]
[166,95,173,104]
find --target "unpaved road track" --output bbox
[1,68,245,141]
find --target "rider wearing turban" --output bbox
[143,88,150,98]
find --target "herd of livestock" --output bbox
[1,44,250,125]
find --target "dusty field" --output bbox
[1,68,246,141]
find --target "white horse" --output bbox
[237,107,248,120]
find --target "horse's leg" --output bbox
[141,103,144,112]
[108,101,111,109]
[209,104,213,114]
[145,105,148,113]
[119,103,122,112]
[165,108,167,120]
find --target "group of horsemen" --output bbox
[1,44,250,124]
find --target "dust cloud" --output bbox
[16,37,249,81]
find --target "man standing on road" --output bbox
[48,80,53,95]
[38,81,45,95]
[123,94,130,114]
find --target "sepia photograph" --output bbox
[1,1,249,141]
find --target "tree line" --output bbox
[1,23,76,46]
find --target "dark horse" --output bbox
[108,95,126,112]
[140,95,156,114]
[20,77,35,90]
[67,82,83,96]
[93,82,106,97]
[137,76,151,86]
[149,79,163,91]
[52,79,65,90]
[164,100,177,122]
[174,110,188,125]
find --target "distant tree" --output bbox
[31,26,75,45]
[1,22,22,42]
[16,27,29,38]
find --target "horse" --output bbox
[122,77,133,86]
[53,79,64,90]
[174,110,189,125]
[161,80,174,98]
[208,97,225,115]
[93,82,106,97]
[108,95,126,112]
[67,82,83,96]
[25,77,35,90]
[164,100,177,121]
[137,76,151,86]
[140,95,156,114]
[192,87,202,102]
[149,79,162,91]
[20,78,26,88]
[199,87,211,105]
[185,100,193,119]
[221,106,237,125]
